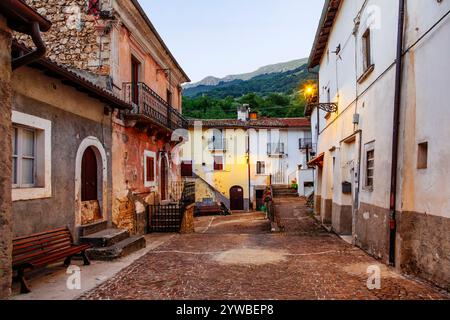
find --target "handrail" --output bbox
[123,82,188,130]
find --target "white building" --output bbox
[307,0,450,290]
[180,109,313,211]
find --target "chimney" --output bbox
[237,104,250,121]
[249,111,258,120]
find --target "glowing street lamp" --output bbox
[303,83,338,114]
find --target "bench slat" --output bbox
[13,227,70,242]
[13,240,73,265]
[30,245,91,268]
[13,233,72,253]
[13,230,72,247]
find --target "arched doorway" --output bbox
[81,147,98,202]
[160,153,169,201]
[230,186,244,211]
[75,137,108,227]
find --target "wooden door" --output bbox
[161,156,168,200]
[256,190,264,211]
[81,147,97,201]
[230,186,244,211]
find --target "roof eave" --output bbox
[130,0,191,83]
[0,0,52,33]
[308,0,342,69]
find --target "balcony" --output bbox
[299,138,314,150]
[208,138,227,152]
[267,143,285,156]
[123,82,188,131]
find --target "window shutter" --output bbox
[146,157,155,182]
[214,156,223,171]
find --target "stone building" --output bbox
[0,0,51,299]
[10,42,130,239]
[20,0,191,234]
[307,0,450,290]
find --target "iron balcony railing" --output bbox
[299,138,314,150]
[208,138,227,151]
[123,82,188,130]
[267,143,285,155]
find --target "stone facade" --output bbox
[354,202,391,264]
[180,204,195,234]
[398,211,450,291]
[19,0,111,75]
[331,202,352,235]
[0,15,12,299]
[11,67,113,238]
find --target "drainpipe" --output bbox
[388,0,406,266]
[247,131,251,211]
[12,21,47,70]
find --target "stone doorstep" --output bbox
[86,236,146,261]
[77,220,108,238]
[80,228,130,248]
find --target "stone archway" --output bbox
[75,136,108,227]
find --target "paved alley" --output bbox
[79,199,449,300]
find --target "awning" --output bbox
[308,153,324,168]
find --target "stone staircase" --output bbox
[78,221,146,261]
[272,185,299,198]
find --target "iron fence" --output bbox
[148,180,196,233]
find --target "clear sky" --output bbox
[141,0,325,83]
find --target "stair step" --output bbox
[77,220,108,238]
[86,236,146,261]
[80,228,130,248]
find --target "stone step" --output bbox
[274,193,299,198]
[86,236,146,261]
[80,228,130,248]
[273,189,298,194]
[77,220,108,238]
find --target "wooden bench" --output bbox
[12,227,91,293]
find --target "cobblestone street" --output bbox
[79,199,449,300]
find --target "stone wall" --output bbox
[331,202,352,235]
[19,0,112,75]
[112,191,157,235]
[355,202,391,264]
[398,211,450,291]
[180,204,195,234]
[0,15,13,299]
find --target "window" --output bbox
[131,56,141,105]
[417,142,428,169]
[166,90,173,106]
[12,126,36,188]
[213,156,224,171]
[181,161,193,177]
[144,151,156,187]
[12,111,52,201]
[362,29,372,72]
[210,129,225,150]
[256,161,266,175]
[366,149,375,188]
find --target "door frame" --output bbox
[159,153,169,201]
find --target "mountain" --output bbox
[182,58,317,120]
[184,58,309,90]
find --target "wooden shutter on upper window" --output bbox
[146,157,155,182]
